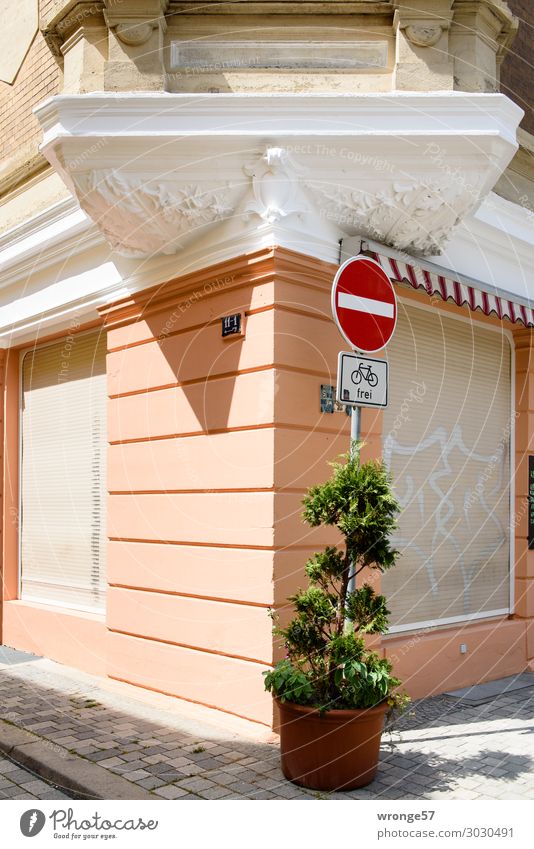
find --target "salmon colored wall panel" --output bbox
[273,492,342,549]
[273,280,330,318]
[383,619,526,700]
[361,407,383,438]
[274,429,346,490]
[108,370,275,442]
[274,310,342,373]
[515,577,534,618]
[515,496,529,538]
[107,587,272,663]
[273,548,314,605]
[109,492,274,547]
[3,351,19,604]
[107,311,274,396]
[515,451,530,497]
[107,282,276,350]
[108,540,275,604]
[107,631,273,725]
[515,538,534,580]
[527,621,534,664]
[109,429,275,492]
[515,411,534,452]
[515,370,534,411]
[515,347,534,373]
[2,601,107,675]
[273,371,347,433]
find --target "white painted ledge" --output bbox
[35,91,523,259]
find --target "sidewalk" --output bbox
[0,753,71,801]
[0,646,533,801]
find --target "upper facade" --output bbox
[0,1,525,181]
[0,0,532,342]
[38,0,518,96]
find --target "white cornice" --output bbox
[34,91,523,259]
[36,91,522,145]
[424,192,534,305]
[0,197,102,288]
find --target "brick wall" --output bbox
[500,0,534,135]
[0,3,61,166]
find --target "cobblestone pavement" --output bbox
[0,752,70,801]
[0,649,533,800]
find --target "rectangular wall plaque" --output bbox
[222,313,242,337]
[170,41,389,72]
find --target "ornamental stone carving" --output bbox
[243,147,309,223]
[35,92,521,259]
[75,171,236,256]
[115,22,153,45]
[305,179,478,255]
[405,24,444,47]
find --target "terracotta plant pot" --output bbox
[276,697,389,791]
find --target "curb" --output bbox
[0,719,154,800]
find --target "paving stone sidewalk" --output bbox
[0,753,70,801]
[0,647,533,801]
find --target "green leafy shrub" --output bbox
[263,444,409,713]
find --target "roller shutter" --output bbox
[20,331,107,612]
[382,303,511,631]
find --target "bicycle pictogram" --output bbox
[351,362,378,388]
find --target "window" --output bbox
[20,330,107,612]
[382,303,512,631]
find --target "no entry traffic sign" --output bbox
[331,255,397,353]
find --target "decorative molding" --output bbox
[115,22,153,45]
[243,147,308,224]
[41,1,105,58]
[405,24,444,47]
[103,0,169,38]
[0,149,49,199]
[75,170,236,256]
[305,179,477,255]
[35,92,522,257]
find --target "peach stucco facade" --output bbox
[1,245,533,726]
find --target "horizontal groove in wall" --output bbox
[108,422,344,445]
[102,260,277,326]
[107,627,269,666]
[107,675,271,727]
[108,538,321,552]
[108,583,271,608]
[108,487,307,496]
[108,363,333,400]
[107,302,330,353]
[109,536,274,550]
[107,303,274,353]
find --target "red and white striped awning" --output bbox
[362,245,534,328]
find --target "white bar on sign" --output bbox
[338,292,394,318]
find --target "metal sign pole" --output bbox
[346,405,361,626]
[350,404,361,457]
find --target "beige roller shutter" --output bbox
[382,303,511,631]
[20,331,107,612]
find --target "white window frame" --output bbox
[383,296,515,637]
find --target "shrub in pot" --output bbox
[263,445,408,791]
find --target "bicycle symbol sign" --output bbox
[351,362,378,388]
[336,352,388,409]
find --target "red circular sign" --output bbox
[331,255,397,353]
